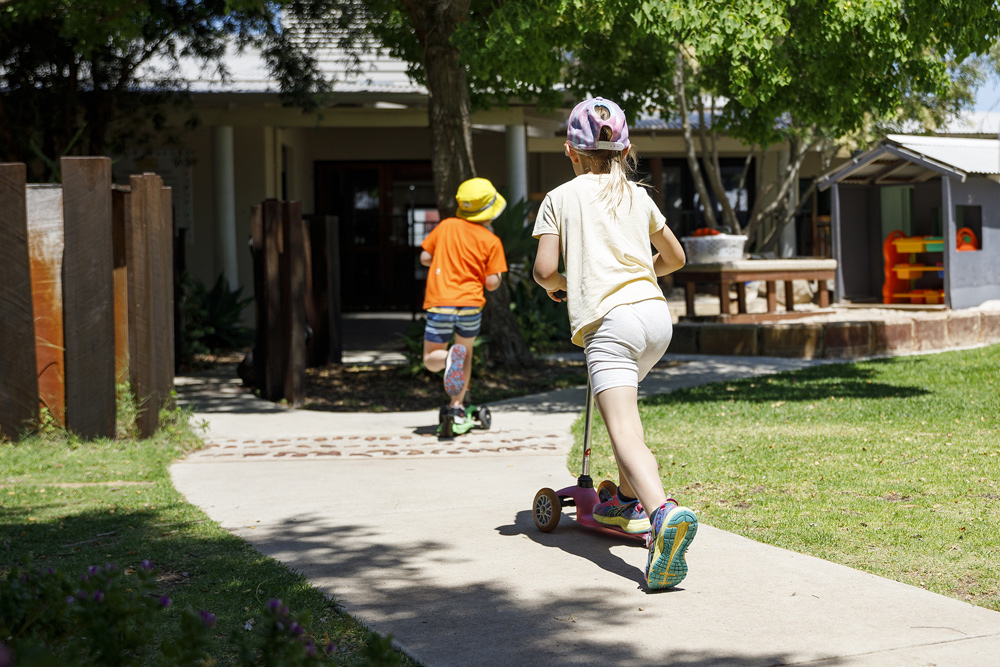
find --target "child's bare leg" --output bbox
[422,339,448,372]
[593,385,667,512]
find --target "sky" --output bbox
[974,74,1000,112]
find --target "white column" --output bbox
[212,126,239,290]
[505,124,528,208]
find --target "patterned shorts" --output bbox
[424,306,484,343]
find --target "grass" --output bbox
[574,344,1000,611]
[0,405,412,665]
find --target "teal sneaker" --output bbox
[645,503,698,590]
[592,493,650,533]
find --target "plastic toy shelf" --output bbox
[883,231,944,305]
[892,263,943,280]
[892,236,943,253]
[892,289,944,305]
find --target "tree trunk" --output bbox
[401,0,534,369]
[674,53,717,229]
[696,95,742,233]
[401,0,476,216]
[481,280,533,370]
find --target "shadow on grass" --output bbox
[0,504,344,652]
[644,361,931,406]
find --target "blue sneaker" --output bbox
[592,493,650,533]
[443,344,467,397]
[645,502,698,590]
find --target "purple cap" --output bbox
[566,97,630,152]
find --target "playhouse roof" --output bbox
[817,135,1000,189]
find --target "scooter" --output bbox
[531,380,646,540]
[437,402,492,438]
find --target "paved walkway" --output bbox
[171,354,1000,667]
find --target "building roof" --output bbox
[817,134,1000,189]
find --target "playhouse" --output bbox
[816,135,999,309]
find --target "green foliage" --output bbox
[489,198,570,354]
[0,561,383,665]
[176,272,254,365]
[0,0,330,181]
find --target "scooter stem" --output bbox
[577,380,594,489]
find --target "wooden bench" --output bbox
[673,259,838,322]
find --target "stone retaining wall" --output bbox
[671,309,1000,359]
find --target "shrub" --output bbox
[176,272,254,366]
[0,560,398,665]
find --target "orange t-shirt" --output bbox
[422,217,507,309]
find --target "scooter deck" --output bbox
[555,484,647,541]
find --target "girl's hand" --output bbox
[547,289,566,302]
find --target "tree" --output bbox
[500,0,1000,253]
[0,0,327,182]
[308,0,536,368]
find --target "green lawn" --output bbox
[0,408,408,665]
[574,344,1000,610]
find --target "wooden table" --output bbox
[673,259,838,322]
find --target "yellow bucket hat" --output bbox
[455,178,506,223]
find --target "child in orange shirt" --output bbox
[420,178,508,437]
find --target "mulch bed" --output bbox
[183,349,589,413]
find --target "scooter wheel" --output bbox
[597,479,618,503]
[476,405,492,430]
[532,488,561,532]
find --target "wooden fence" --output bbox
[0,158,174,441]
[248,203,342,406]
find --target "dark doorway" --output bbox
[315,161,436,312]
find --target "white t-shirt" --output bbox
[533,173,667,346]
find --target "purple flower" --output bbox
[267,598,282,613]
[140,559,154,571]
[325,641,338,655]
[65,596,75,605]
[88,566,99,576]
[198,610,217,628]
[289,622,304,637]
[159,596,172,608]
[93,590,104,602]
[76,590,87,600]
[304,639,316,657]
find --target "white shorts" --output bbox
[581,299,673,395]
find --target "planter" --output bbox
[680,234,748,264]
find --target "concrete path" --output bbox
[170,355,1000,666]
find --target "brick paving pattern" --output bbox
[185,429,569,461]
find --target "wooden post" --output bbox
[156,184,175,409]
[251,204,268,392]
[112,186,130,384]
[61,157,115,440]
[281,201,306,405]
[27,184,67,426]
[126,173,160,437]
[262,199,284,401]
[0,163,39,440]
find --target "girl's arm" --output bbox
[420,250,433,267]
[650,225,686,276]
[533,233,567,301]
[485,273,502,291]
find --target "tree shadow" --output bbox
[643,361,930,406]
[238,512,839,667]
